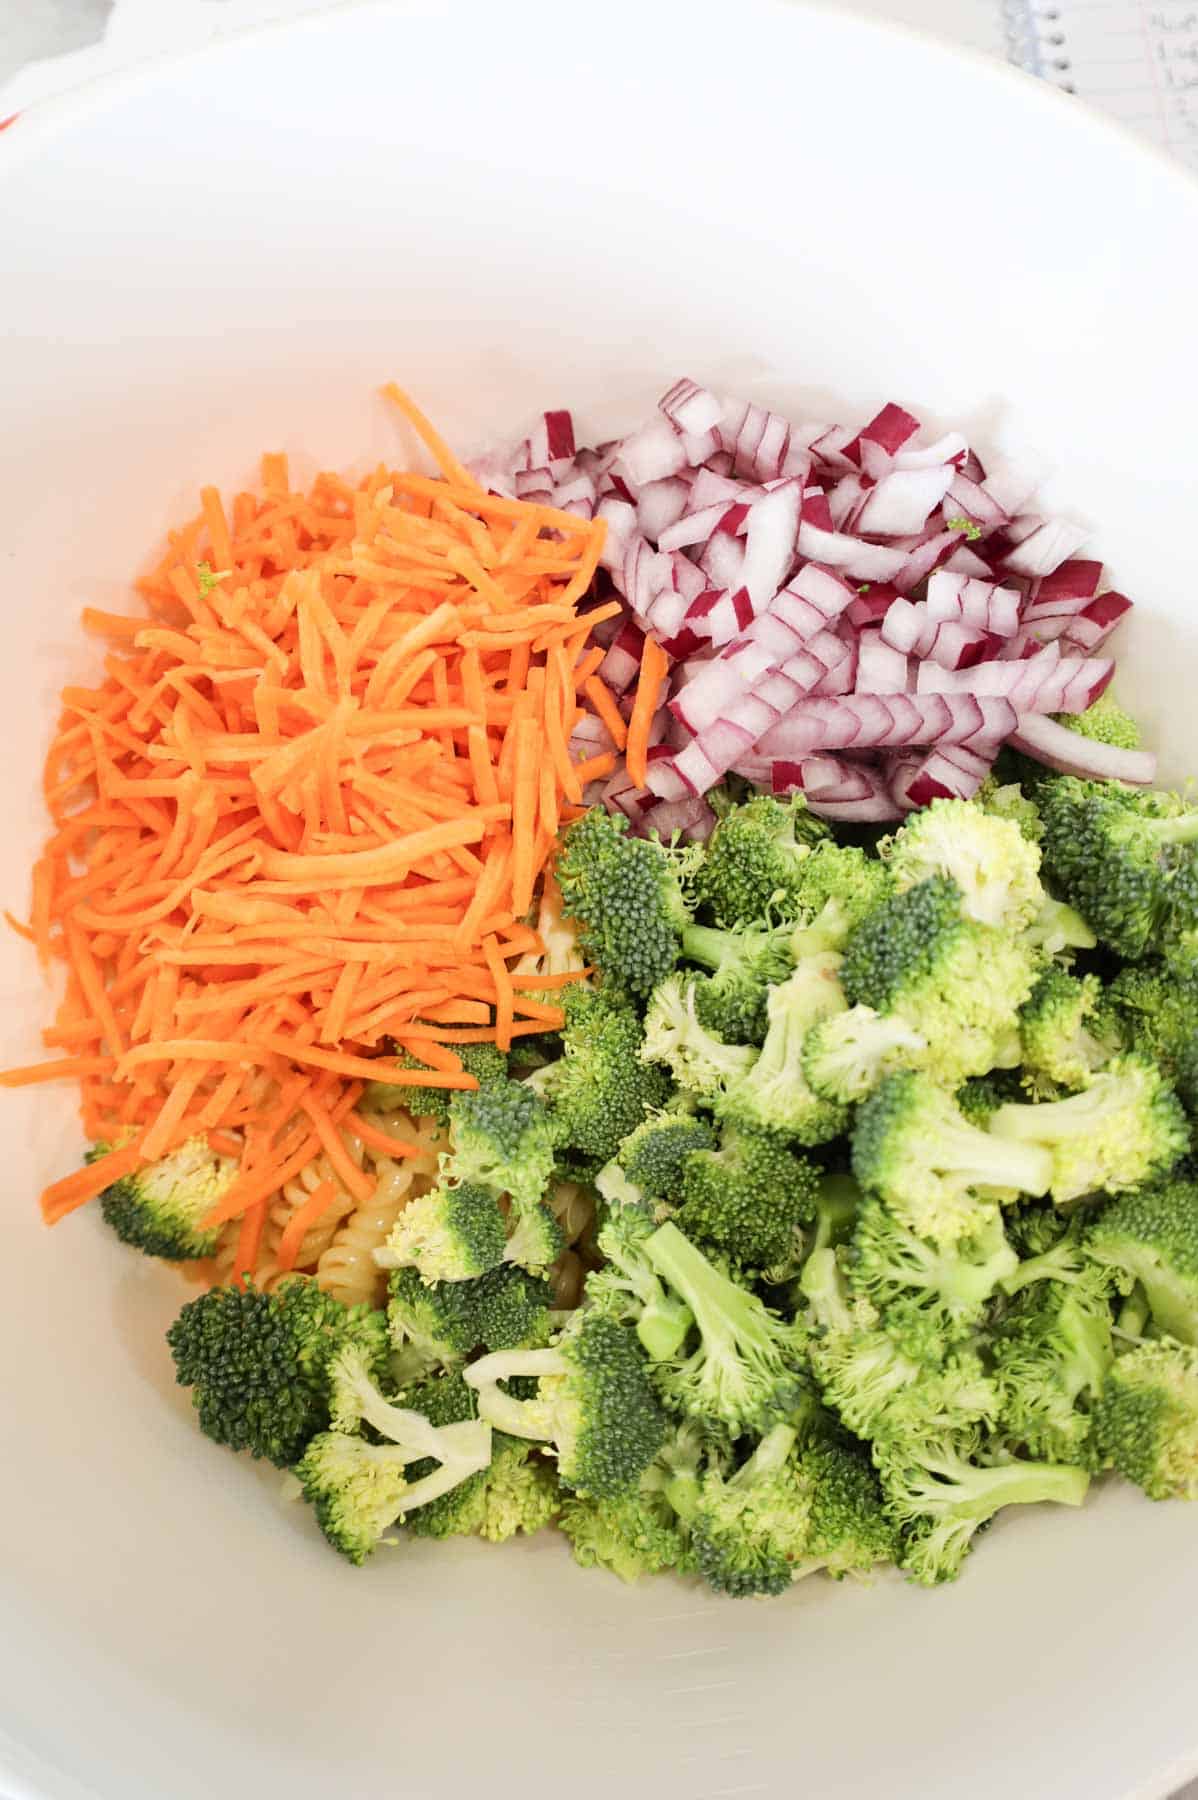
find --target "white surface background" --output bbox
[0,4,1193,1799]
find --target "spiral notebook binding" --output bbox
[1002,0,1075,90]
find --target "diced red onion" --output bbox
[1061,591,1132,652]
[616,417,689,486]
[659,378,722,437]
[926,571,1020,637]
[855,464,957,537]
[635,477,692,542]
[856,631,910,694]
[1008,712,1156,785]
[906,743,994,806]
[598,618,645,697]
[844,403,921,468]
[740,479,802,608]
[1003,519,1089,578]
[916,649,1113,713]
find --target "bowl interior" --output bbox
[2,5,1197,1797]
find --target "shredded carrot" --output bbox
[625,634,669,791]
[275,1178,340,1273]
[583,675,628,750]
[7,390,612,1229]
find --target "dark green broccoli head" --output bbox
[1019,965,1122,1098]
[555,807,691,996]
[839,876,1037,1086]
[526,984,670,1163]
[681,919,796,1044]
[1040,777,1198,960]
[677,1125,819,1275]
[447,1078,556,1211]
[1088,1178,1198,1345]
[1106,960,1198,1110]
[694,792,830,927]
[954,1069,1025,1127]
[387,1266,480,1371]
[618,1109,718,1204]
[383,1181,508,1284]
[1090,1338,1198,1500]
[991,1275,1114,1463]
[558,1467,691,1582]
[167,1279,389,1467]
[471,1262,554,1351]
[97,1135,236,1260]
[788,841,894,950]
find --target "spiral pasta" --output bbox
[316,1110,448,1309]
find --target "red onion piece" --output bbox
[906,744,994,806]
[1030,558,1103,604]
[844,403,921,468]
[856,631,910,693]
[1003,519,1089,578]
[659,378,722,437]
[1008,712,1156,784]
[856,464,957,537]
[1060,591,1132,652]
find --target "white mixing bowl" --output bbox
[2,4,1196,1796]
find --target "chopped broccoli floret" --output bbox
[718,952,851,1143]
[1040,777,1198,960]
[640,974,756,1105]
[1056,693,1142,751]
[296,1356,491,1564]
[96,1135,236,1260]
[802,1004,929,1105]
[788,841,895,952]
[1090,1338,1198,1500]
[977,775,1044,845]
[447,1079,557,1214]
[1088,1178,1198,1345]
[878,1429,1090,1586]
[525,984,670,1163]
[470,1262,556,1351]
[839,876,1038,1087]
[167,1280,389,1467]
[555,807,693,995]
[694,792,830,926]
[584,1200,695,1361]
[882,797,1045,932]
[689,1423,896,1597]
[1105,959,1198,1110]
[364,1043,508,1128]
[681,919,796,1044]
[401,1372,559,1543]
[847,1196,1018,1363]
[386,1263,553,1379]
[502,1202,565,1277]
[381,1181,508,1283]
[1018,966,1122,1097]
[1024,897,1099,960]
[644,1221,808,1434]
[557,1420,706,1582]
[954,1069,1025,1127]
[991,1276,1114,1463]
[987,1054,1189,1204]
[852,1071,1052,1246]
[675,1124,819,1276]
[616,1107,718,1204]
[464,1309,668,1499]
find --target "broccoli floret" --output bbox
[788,841,895,951]
[364,1043,508,1128]
[680,919,796,1044]
[802,1005,929,1105]
[643,1221,808,1435]
[584,1201,695,1360]
[839,876,1038,1087]
[718,953,851,1143]
[557,1424,702,1583]
[987,1054,1189,1204]
[676,1125,819,1275]
[954,1070,1025,1127]
[1018,966,1122,1097]
[689,1423,896,1597]
[640,974,756,1105]
[693,792,829,927]
[878,1430,1090,1586]
[1090,1338,1198,1500]
[616,1107,718,1204]
[1088,1178,1198,1345]
[1105,960,1198,1110]
[470,1262,555,1351]
[386,1263,553,1378]
[554,807,692,996]
[502,1202,565,1277]
[847,1196,1018,1363]
[167,1279,389,1467]
[977,775,1044,845]
[882,797,1045,932]
[808,1172,861,1257]
[447,1079,557,1214]
[990,1276,1114,1463]
[524,984,670,1163]
[296,1355,492,1564]
[1040,777,1198,960]
[1056,693,1142,751]
[380,1181,508,1283]
[852,1072,1052,1246]
[401,1372,559,1543]
[96,1135,236,1260]
[464,1308,668,1499]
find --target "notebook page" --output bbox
[1018,0,1198,172]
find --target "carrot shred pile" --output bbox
[3,386,610,1232]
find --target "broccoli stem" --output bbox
[732,1421,796,1484]
[680,924,739,971]
[644,1222,772,1360]
[999,1241,1085,1295]
[1142,814,1198,848]
[1116,1284,1151,1339]
[637,1299,695,1363]
[799,1247,857,1337]
[940,1120,1053,1194]
[937,1459,1090,1521]
[989,1090,1113,1146]
[463,1348,566,1438]
[338,1360,467,1460]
